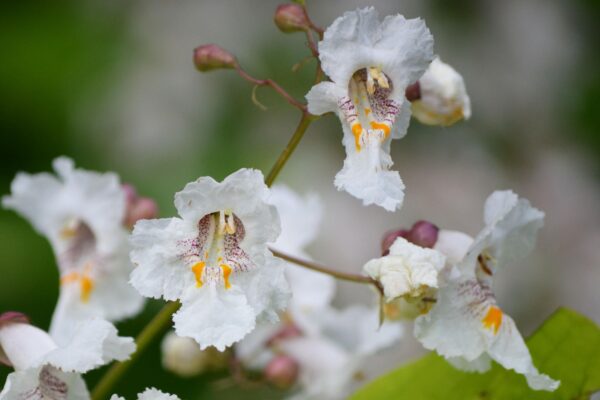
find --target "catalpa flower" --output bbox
[306,7,434,211]
[0,312,135,400]
[414,191,560,391]
[110,388,180,400]
[130,169,290,350]
[2,157,144,344]
[411,57,471,126]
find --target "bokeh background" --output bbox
[1,0,599,398]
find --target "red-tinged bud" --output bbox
[381,229,409,256]
[407,220,439,248]
[274,4,310,33]
[265,355,299,389]
[266,324,303,346]
[0,312,29,329]
[193,44,237,72]
[405,81,421,102]
[123,184,159,229]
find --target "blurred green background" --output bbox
[1,0,599,398]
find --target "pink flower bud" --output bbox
[405,81,421,102]
[407,220,439,248]
[266,323,302,346]
[274,4,310,33]
[122,184,159,229]
[193,44,237,72]
[265,355,299,389]
[381,229,409,256]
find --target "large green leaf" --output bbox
[352,308,600,400]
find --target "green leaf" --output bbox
[351,308,600,400]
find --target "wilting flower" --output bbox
[160,331,229,377]
[414,191,560,391]
[269,185,336,312]
[364,236,446,303]
[411,57,471,126]
[306,7,434,211]
[0,312,135,400]
[110,388,180,400]
[2,157,144,344]
[130,169,290,350]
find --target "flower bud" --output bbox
[161,331,229,377]
[411,57,471,126]
[381,229,409,256]
[405,81,421,102]
[265,355,299,389]
[193,44,237,72]
[122,184,159,229]
[266,323,303,346]
[407,220,439,249]
[274,4,310,33]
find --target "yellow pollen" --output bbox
[369,121,391,140]
[482,306,503,334]
[351,123,363,151]
[60,272,94,303]
[191,261,206,288]
[220,264,232,289]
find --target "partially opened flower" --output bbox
[0,312,135,400]
[110,388,180,400]
[306,7,434,211]
[130,169,290,351]
[414,191,559,391]
[411,57,471,126]
[269,185,335,311]
[2,157,144,344]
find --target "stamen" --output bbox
[220,264,233,289]
[191,261,206,287]
[59,219,79,239]
[367,67,389,94]
[482,306,503,334]
[225,214,236,235]
[218,211,226,235]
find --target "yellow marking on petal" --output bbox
[204,251,209,259]
[364,108,371,116]
[191,261,206,288]
[80,276,94,303]
[370,121,391,139]
[351,123,363,152]
[61,272,80,285]
[482,306,503,334]
[220,264,232,290]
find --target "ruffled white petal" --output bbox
[0,366,89,400]
[305,82,346,116]
[43,319,135,373]
[173,285,255,351]
[364,237,445,301]
[137,388,181,400]
[433,230,474,266]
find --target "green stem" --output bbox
[91,301,180,400]
[265,112,315,187]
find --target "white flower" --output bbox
[130,169,290,351]
[411,57,471,126]
[2,157,144,344]
[306,7,434,211]
[364,236,446,302]
[269,185,336,311]
[160,331,228,377]
[110,388,180,400]
[281,305,402,400]
[0,315,135,400]
[414,190,560,391]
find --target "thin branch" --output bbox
[235,66,306,111]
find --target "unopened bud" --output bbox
[405,82,421,102]
[381,229,409,256]
[274,4,310,33]
[161,331,229,377]
[123,184,159,229]
[407,221,439,248]
[193,44,237,72]
[0,312,29,329]
[266,323,302,346]
[265,355,299,389]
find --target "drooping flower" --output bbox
[306,7,434,211]
[110,388,180,400]
[410,57,471,126]
[2,157,144,344]
[130,169,290,351]
[269,185,336,312]
[414,190,560,391]
[0,312,135,400]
